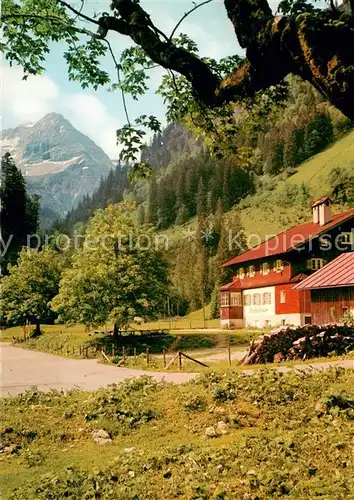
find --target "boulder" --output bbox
[216,421,229,435]
[205,426,217,438]
[91,429,112,445]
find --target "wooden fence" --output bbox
[12,337,241,369]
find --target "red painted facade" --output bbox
[220,306,243,321]
[310,287,354,324]
[275,284,311,315]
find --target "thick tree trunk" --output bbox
[33,319,41,337]
[103,0,354,120]
[113,323,120,337]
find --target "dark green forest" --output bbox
[1,153,39,270]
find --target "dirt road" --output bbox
[0,345,195,396]
[1,345,354,397]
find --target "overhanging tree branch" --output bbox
[102,0,354,120]
[56,0,100,25]
[169,0,215,40]
[2,0,354,121]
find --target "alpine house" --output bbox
[219,197,354,328]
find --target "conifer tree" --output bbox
[1,153,39,269]
[196,177,207,220]
[175,204,189,225]
[284,129,298,169]
[222,163,233,211]
[137,204,145,225]
[146,173,158,226]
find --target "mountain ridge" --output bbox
[1,113,115,227]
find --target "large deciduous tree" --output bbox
[1,248,64,334]
[1,0,353,171]
[51,203,169,332]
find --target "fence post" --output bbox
[72,345,75,356]
[178,351,182,370]
[228,345,232,367]
[134,348,137,364]
[122,346,126,361]
[146,347,150,365]
[112,344,115,357]
[163,349,166,368]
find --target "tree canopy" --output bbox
[51,202,169,330]
[1,248,65,333]
[2,0,353,173]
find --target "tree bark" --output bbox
[113,322,120,337]
[34,319,41,337]
[100,0,354,120]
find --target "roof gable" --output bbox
[222,209,354,267]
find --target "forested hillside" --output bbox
[53,78,353,318]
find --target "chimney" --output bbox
[312,197,332,226]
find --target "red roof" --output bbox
[222,209,354,267]
[294,252,354,290]
[312,196,332,207]
[220,279,242,291]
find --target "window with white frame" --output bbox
[341,232,354,245]
[306,258,325,271]
[230,292,242,306]
[243,294,251,306]
[274,259,283,272]
[280,290,286,304]
[220,293,230,307]
[239,267,245,279]
[248,265,256,277]
[262,292,271,305]
[253,293,261,305]
[260,262,270,275]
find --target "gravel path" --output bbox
[0,345,195,397]
[1,345,354,397]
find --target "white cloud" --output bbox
[1,65,120,158]
[1,65,59,126]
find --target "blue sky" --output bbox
[2,0,278,158]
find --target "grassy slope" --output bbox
[239,129,354,240]
[160,130,354,247]
[2,368,354,498]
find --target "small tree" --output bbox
[1,248,64,335]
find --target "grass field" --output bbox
[2,367,354,498]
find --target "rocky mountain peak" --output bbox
[1,113,115,227]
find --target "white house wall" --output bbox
[243,286,306,328]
